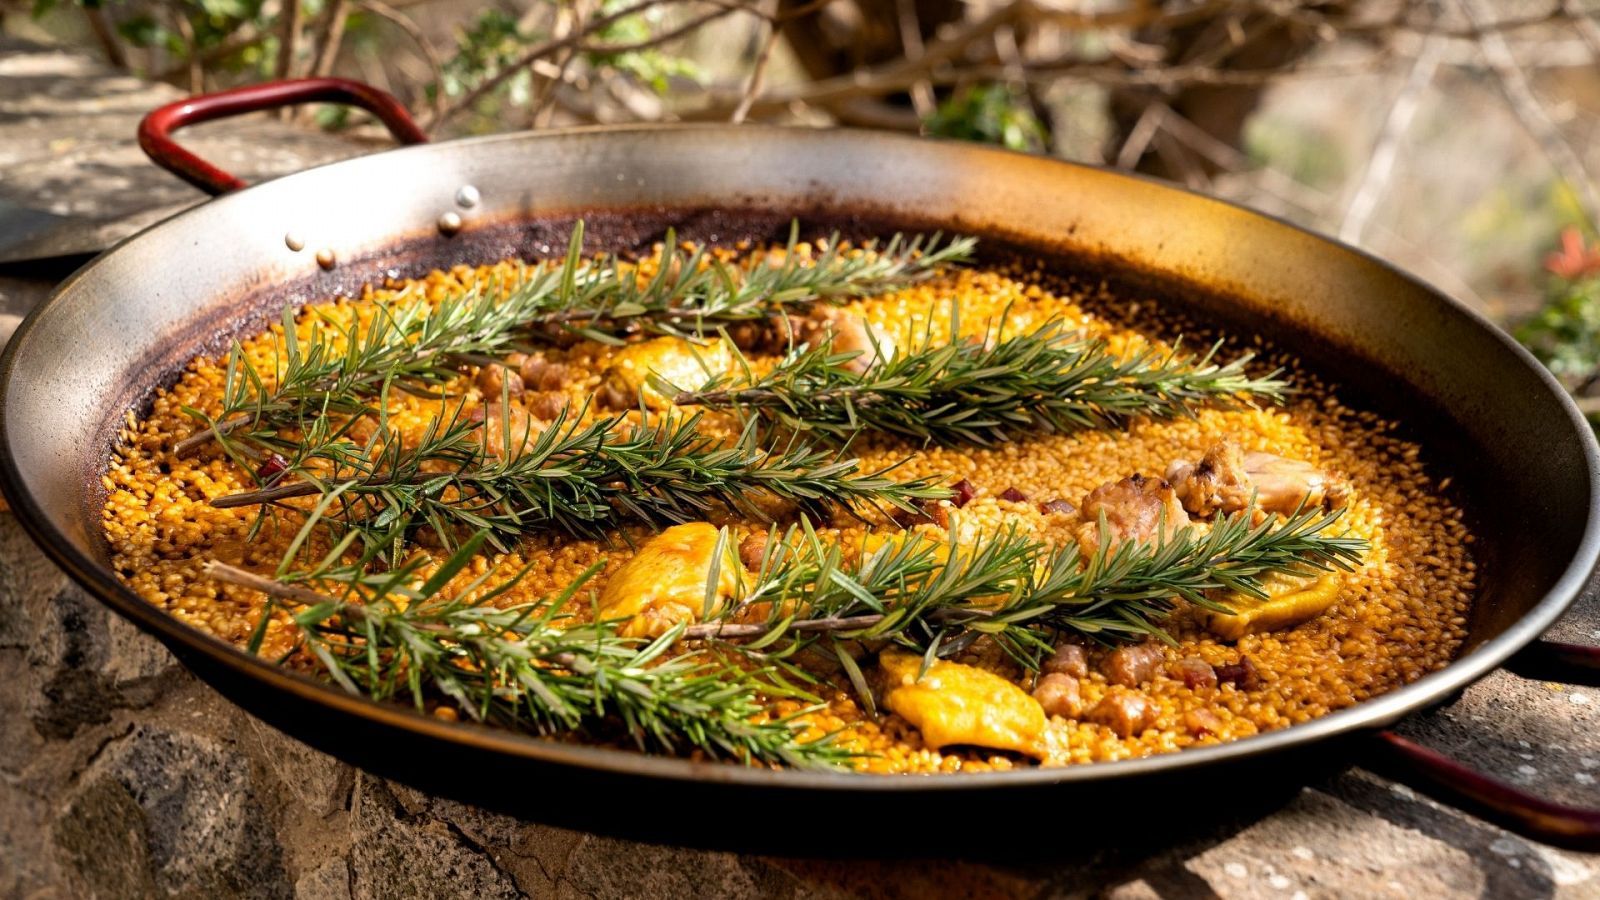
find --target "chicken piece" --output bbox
[1165,442,1350,519]
[1074,474,1191,554]
[1243,450,1350,515]
[803,307,896,375]
[519,354,573,392]
[878,649,1047,758]
[476,360,525,399]
[1164,441,1252,519]
[595,523,744,639]
[598,336,733,410]
[1202,571,1344,641]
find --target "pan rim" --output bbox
[3,122,1598,791]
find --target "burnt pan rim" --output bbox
[3,124,1598,791]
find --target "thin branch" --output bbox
[310,0,352,78]
[1454,0,1600,228]
[82,6,128,69]
[1340,37,1443,245]
[276,0,304,84]
[733,4,783,123]
[429,0,689,129]
[357,0,448,121]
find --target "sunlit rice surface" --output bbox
[101,240,1475,772]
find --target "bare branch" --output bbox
[1340,37,1443,245]
[276,0,304,84]
[310,0,352,78]
[357,0,448,121]
[1453,0,1600,227]
[733,3,784,123]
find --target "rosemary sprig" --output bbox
[178,223,973,455]
[212,404,948,552]
[690,508,1367,662]
[204,535,850,769]
[675,319,1289,446]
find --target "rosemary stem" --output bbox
[212,475,399,508]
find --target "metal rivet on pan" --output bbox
[284,231,305,252]
[437,211,463,236]
[455,185,480,208]
[315,248,336,270]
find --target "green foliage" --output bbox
[435,3,703,131]
[924,83,1049,153]
[1516,276,1600,383]
[586,0,702,95]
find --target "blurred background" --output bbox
[6,0,1600,415]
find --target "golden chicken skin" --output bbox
[598,336,733,410]
[879,648,1047,758]
[596,523,744,638]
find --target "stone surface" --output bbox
[0,37,376,264]
[2,510,1599,900]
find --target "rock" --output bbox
[347,777,521,900]
[54,726,294,899]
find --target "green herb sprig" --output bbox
[690,508,1367,669]
[178,223,973,456]
[675,318,1288,446]
[203,535,849,769]
[211,404,948,553]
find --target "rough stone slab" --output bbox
[0,37,378,263]
[1,509,1598,898]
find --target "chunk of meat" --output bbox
[599,336,733,409]
[1165,441,1350,519]
[1170,657,1218,690]
[476,361,525,399]
[1215,656,1261,690]
[803,307,896,375]
[1202,572,1343,640]
[1032,673,1083,719]
[879,649,1046,758]
[526,391,570,422]
[1042,643,1089,678]
[1244,450,1350,514]
[595,523,744,639]
[1089,688,1157,738]
[738,530,772,572]
[1165,441,1252,518]
[998,486,1028,503]
[1038,498,1078,518]
[1075,474,1191,554]
[469,405,541,460]
[1103,643,1164,687]
[519,355,573,392]
[949,479,977,509]
[1184,708,1224,737]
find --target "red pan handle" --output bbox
[1370,730,1600,851]
[1366,639,1600,851]
[138,78,429,196]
